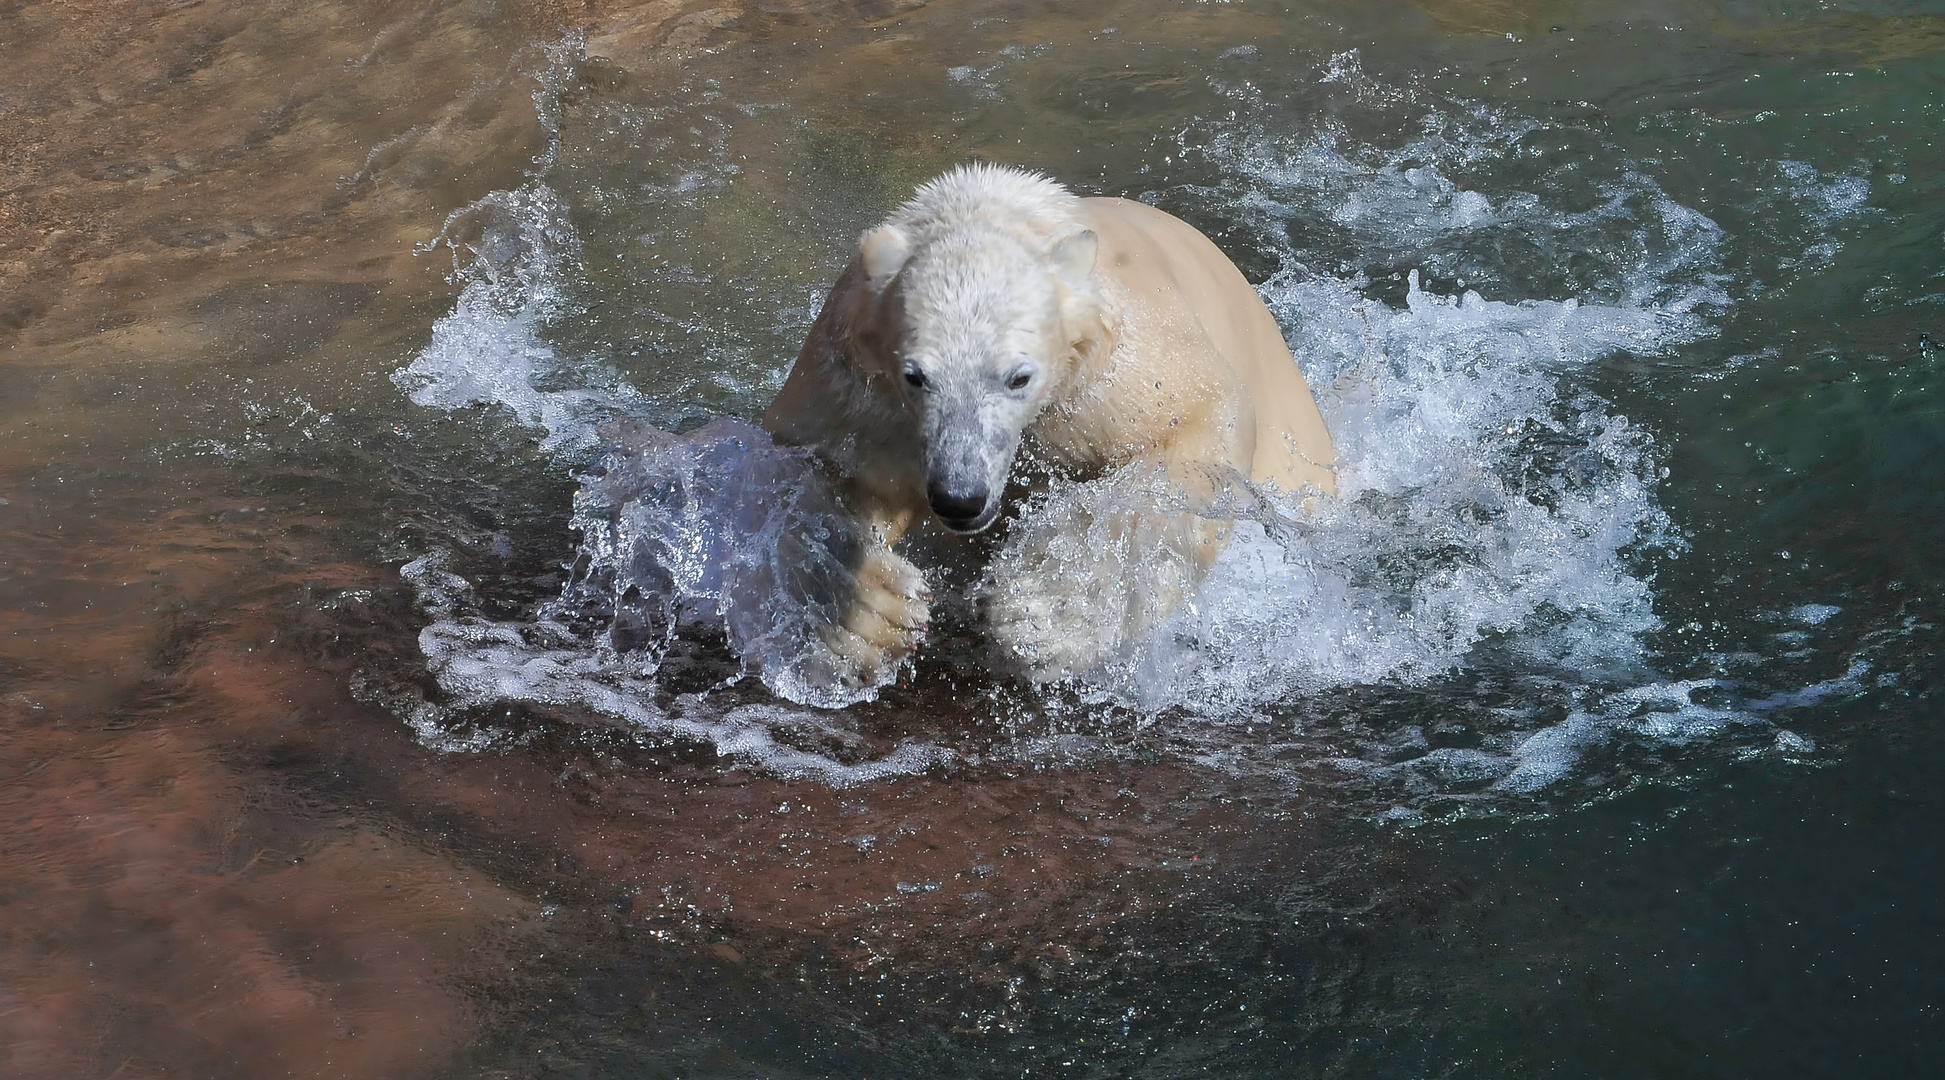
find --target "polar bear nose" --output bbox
[927,482,990,530]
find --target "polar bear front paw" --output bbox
[817,544,931,691]
[982,506,1211,682]
[984,565,1124,682]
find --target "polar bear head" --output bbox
[856,165,1103,534]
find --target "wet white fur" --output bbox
[764,163,1337,689]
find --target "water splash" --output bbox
[545,417,901,709]
[388,56,1882,801]
[392,183,640,455]
[1094,270,1689,714]
[400,548,948,784]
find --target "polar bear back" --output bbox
[1076,197,1337,497]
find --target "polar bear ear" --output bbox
[1050,229,1098,286]
[860,225,912,294]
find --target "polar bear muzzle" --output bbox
[926,478,992,533]
[919,394,1021,533]
[924,425,1004,532]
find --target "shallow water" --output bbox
[3,0,1942,1076]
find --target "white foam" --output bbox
[1746,658,1871,711]
[1087,268,1689,713]
[402,551,949,784]
[392,184,640,454]
[1770,160,1874,269]
[1791,603,1841,625]
[1489,679,1762,794]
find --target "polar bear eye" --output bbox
[1005,365,1035,392]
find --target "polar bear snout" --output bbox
[927,479,994,533]
[917,392,1023,533]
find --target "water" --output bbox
[2,1,1941,1076]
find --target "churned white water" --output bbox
[388,51,1877,797]
[395,185,639,455]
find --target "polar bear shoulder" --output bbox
[1065,196,1337,497]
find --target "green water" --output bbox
[2,0,1940,1076]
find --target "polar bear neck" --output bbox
[883,163,1082,248]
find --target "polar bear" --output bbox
[762,163,1335,689]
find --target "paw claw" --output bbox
[808,544,931,691]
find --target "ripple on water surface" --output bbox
[11,3,1942,1077]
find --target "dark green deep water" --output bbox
[2,0,1941,1076]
